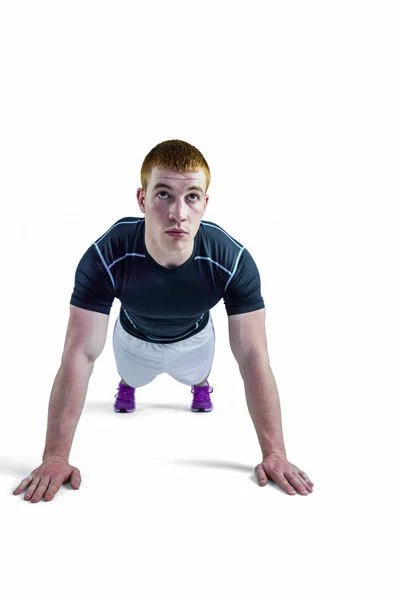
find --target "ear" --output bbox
[136,188,145,214]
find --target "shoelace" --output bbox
[191,384,214,398]
[115,383,134,402]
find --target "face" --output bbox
[136,166,209,257]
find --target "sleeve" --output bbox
[223,248,265,316]
[70,244,116,315]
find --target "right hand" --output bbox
[13,456,82,503]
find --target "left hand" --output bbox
[255,452,314,495]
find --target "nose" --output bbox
[169,197,188,223]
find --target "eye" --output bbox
[157,191,200,201]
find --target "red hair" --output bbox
[140,139,211,194]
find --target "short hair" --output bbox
[140,139,211,194]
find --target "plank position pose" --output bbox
[13,139,314,502]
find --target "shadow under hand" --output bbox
[162,457,251,473]
[0,456,37,478]
[161,457,288,493]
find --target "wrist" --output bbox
[262,446,287,460]
[42,453,69,463]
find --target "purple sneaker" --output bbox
[191,380,214,412]
[113,380,136,413]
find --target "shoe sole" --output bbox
[191,406,213,412]
[113,406,136,413]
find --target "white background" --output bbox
[1,1,399,598]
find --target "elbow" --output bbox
[61,348,97,369]
[238,352,271,375]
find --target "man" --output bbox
[13,139,314,503]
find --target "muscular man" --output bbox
[13,139,314,503]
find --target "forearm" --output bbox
[42,354,95,462]
[240,357,287,458]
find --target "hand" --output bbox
[255,452,314,495]
[13,456,82,503]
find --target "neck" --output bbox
[144,230,194,268]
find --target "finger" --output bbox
[297,472,313,492]
[255,464,268,486]
[44,480,64,502]
[13,475,34,495]
[70,468,81,490]
[44,471,81,501]
[271,472,297,495]
[298,470,314,487]
[285,472,309,495]
[30,477,51,503]
[24,477,41,501]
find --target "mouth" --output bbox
[166,230,187,237]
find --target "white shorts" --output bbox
[112,314,216,388]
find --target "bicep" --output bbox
[62,305,110,363]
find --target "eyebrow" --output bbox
[152,182,204,193]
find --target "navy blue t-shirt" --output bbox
[70,217,265,343]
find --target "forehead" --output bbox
[149,167,207,188]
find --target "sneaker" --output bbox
[113,380,136,413]
[191,380,214,412]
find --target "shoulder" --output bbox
[93,216,144,246]
[200,219,244,250]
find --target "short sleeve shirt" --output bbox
[70,217,265,343]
